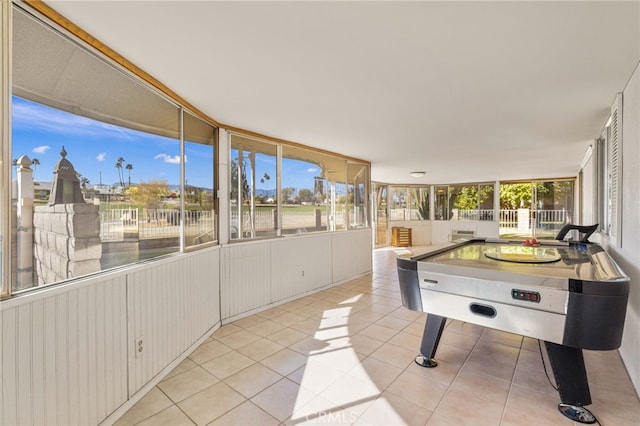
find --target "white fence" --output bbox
[100,208,214,241]
[389,208,569,228]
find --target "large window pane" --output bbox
[499,180,574,238]
[434,186,450,220]
[184,112,216,247]
[11,9,181,292]
[347,162,369,228]
[230,135,277,239]
[411,187,430,220]
[281,145,331,234]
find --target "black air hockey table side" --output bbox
[396,239,630,424]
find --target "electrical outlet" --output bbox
[135,336,144,358]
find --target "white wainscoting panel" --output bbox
[127,248,220,395]
[270,235,333,302]
[332,229,372,283]
[220,242,272,320]
[0,275,128,426]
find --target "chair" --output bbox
[555,224,598,243]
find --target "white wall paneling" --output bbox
[270,234,333,302]
[127,248,220,395]
[0,245,221,425]
[221,229,373,322]
[1,275,128,426]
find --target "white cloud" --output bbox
[154,153,185,164]
[96,152,107,162]
[32,145,50,154]
[306,167,318,173]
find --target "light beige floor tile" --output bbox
[355,391,433,426]
[314,325,351,342]
[358,324,398,342]
[348,356,403,391]
[374,315,411,331]
[178,383,246,425]
[402,321,427,337]
[260,348,308,376]
[311,346,364,372]
[405,359,460,387]
[591,388,640,425]
[251,377,316,421]
[207,400,280,426]
[431,342,471,367]
[272,312,307,327]
[136,405,195,426]
[386,307,424,322]
[157,366,219,403]
[438,330,481,351]
[444,319,484,337]
[236,337,284,361]
[178,382,245,426]
[224,362,283,398]
[386,370,448,411]
[256,306,288,320]
[387,331,420,349]
[512,364,558,396]
[449,369,511,405]
[433,386,504,425]
[461,349,518,382]
[231,315,264,329]
[188,340,233,365]
[368,342,415,370]
[200,350,255,380]
[216,329,262,350]
[245,319,286,337]
[349,333,385,356]
[502,385,565,426]
[480,328,523,348]
[162,357,199,382]
[113,387,173,426]
[287,362,345,394]
[516,346,545,371]
[211,323,243,339]
[290,336,330,355]
[426,411,469,426]
[286,394,365,426]
[320,373,381,407]
[289,318,323,335]
[266,327,308,347]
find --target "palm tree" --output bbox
[115,157,125,188]
[31,158,40,179]
[125,163,133,187]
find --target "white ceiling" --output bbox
[44,1,639,184]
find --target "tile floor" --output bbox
[115,248,640,426]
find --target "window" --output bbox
[230,135,278,239]
[389,186,430,221]
[281,145,340,235]
[183,112,217,248]
[499,180,574,239]
[347,162,369,228]
[5,7,217,296]
[434,184,494,221]
[230,134,370,240]
[597,94,622,245]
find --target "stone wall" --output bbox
[33,203,101,285]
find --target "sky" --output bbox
[12,96,321,190]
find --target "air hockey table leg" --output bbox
[415,314,447,368]
[544,341,596,424]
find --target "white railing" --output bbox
[100,208,214,241]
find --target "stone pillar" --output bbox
[33,204,101,284]
[32,147,101,285]
[16,155,34,290]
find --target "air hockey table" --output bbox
[396,238,630,424]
